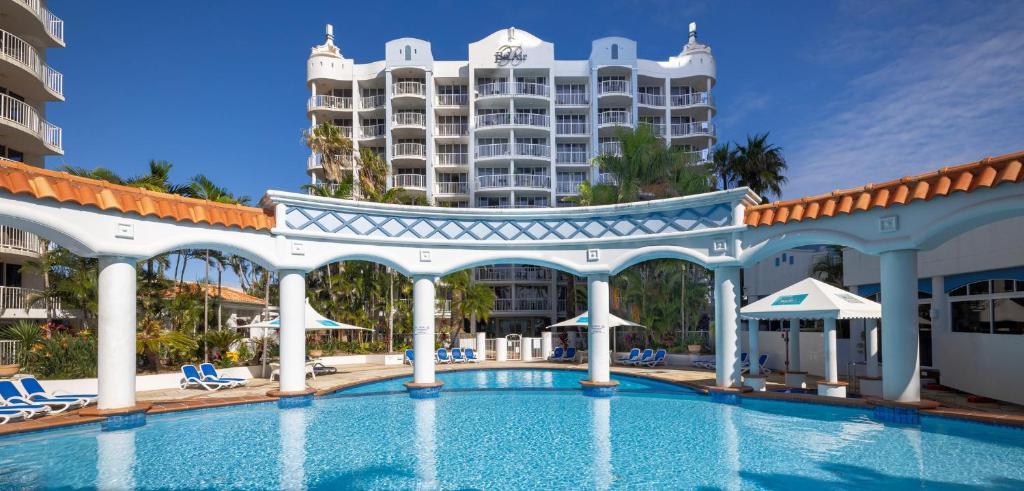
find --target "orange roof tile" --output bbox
[744,150,1024,228]
[169,283,266,305]
[0,159,274,231]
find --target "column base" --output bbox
[579,379,619,397]
[743,374,767,392]
[784,371,807,389]
[817,381,848,398]
[268,388,316,408]
[80,403,152,432]
[858,376,883,397]
[404,381,444,399]
[707,386,752,405]
[866,397,940,425]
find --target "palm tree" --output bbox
[304,122,354,184]
[711,143,739,190]
[810,246,844,286]
[439,270,496,347]
[567,180,617,206]
[592,125,672,203]
[733,133,788,200]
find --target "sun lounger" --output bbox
[561,347,577,362]
[0,380,79,414]
[742,354,772,374]
[18,376,96,407]
[200,363,248,386]
[641,349,667,367]
[548,346,564,361]
[0,408,28,424]
[630,348,654,366]
[464,347,481,363]
[450,348,467,363]
[616,348,641,365]
[180,365,235,391]
[436,348,452,364]
[405,349,415,365]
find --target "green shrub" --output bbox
[31,333,98,379]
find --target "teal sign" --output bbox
[578,316,589,324]
[772,294,808,306]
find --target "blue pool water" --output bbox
[0,369,1022,490]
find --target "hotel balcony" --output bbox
[0,225,44,256]
[556,180,584,195]
[492,298,551,312]
[0,29,63,100]
[638,121,666,136]
[391,81,426,98]
[597,111,631,129]
[476,174,550,190]
[597,173,618,185]
[512,113,550,129]
[555,121,588,136]
[475,266,553,282]
[598,141,621,156]
[671,121,716,138]
[0,92,62,155]
[476,82,552,100]
[391,142,426,160]
[556,150,589,165]
[435,122,468,137]
[360,94,386,110]
[513,82,549,98]
[670,91,714,109]
[435,152,468,166]
[360,124,385,140]
[637,93,665,107]
[436,93,468,106]
[392,173,426,190]
[681,148,711,164]
[597,80,631,97]
[307,153,353,171]
[307,95,352,112]
[475,112,511,128]
[435,182,468,195]
[476,82,511,99]
[392,112,426,128]
[7,0,64,47]
[0,286,63,320]
[513,142,550,160]
[555,92,588,106]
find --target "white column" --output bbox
[587,274,611,383]
[823,317,838,383]
[412,276,437,384]
[97,256,137,410]
[714,266,741,387]
[746,320,760,376]
[541,331,553,360]
[880,250,921,402]
[788,319,801,372]
[865,319,880,378]
[494,337,508,362]
[475,331,486,359]
[278,270,307,393]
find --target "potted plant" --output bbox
[683,333,705,354]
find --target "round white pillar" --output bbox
[823,317,838,383]
[866,319,880,378]
[746,320,760,376]
[475,331,486,360]
[494,337,508,362]
[412,276,437,384]
[788,319,801,372]
[541,331,553,360]
[587,274,611,383]
[97,256,137,410]
[714,267,741,387]
[880,250,921,402]
[278,270,307,393]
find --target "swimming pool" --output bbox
[0,369,1022,489]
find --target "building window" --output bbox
[611,44,619,60]
[404,45,411,60]
[949,279,1024,334]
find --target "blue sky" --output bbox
[45,0,1024,284]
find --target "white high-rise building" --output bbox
[0,0,65,325]
[304,25,716,334]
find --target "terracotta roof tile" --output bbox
[169,283,266,305]
[0,159,274,231]
[744,150,1024,228]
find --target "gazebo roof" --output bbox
[740,278,881,320]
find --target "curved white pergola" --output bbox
[1,163,1021,411]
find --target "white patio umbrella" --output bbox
[545,311,644,353]
[740,278,881,320]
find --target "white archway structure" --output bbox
[0,151,1020,408]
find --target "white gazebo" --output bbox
[740,278,881,397]
[546,311,644,354]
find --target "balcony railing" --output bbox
[597,111,631,127]
[436,152,468,166]
[392,81,426,96]
[670,91,713,108]
[639,121,666,136]
[16,0,64,45]
[513,113,549,128]
[516,298,551,311]
[671,121,716,137]
[514,143,550,159]
[477,174,556,190]
[556,151,588,165]
[436,93,468,106]
[598,173,618,185]
[391,142,426,158]
[598,142,622,156]
[475,266,553,282]
[514,174,551,189]
[493,298,513,311]
[393,112,426,127]
[477,82,511,98]
[681,148,711,163]
[598,80,630,96]
[307,95,352,111]
[556,180,584,195]
[0,29,63,97]
[475,143,511,159]
[392,174,425,189]
[514,82,549,97]
[307,153,353,171]
[475,113,510,128]
[0,92,61,152]
[0,286,60,313]
[0,226,43,254]
[360,124,385,139]
[477,174,511,189]
[637,93,665,106]
[435,123,468,136]
[435,182,468,194]
[555,92,588,106]
[360,94,386,109]
[556,121,588,135]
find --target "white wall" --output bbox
[741,331,851,377]
[935,332,1024,405]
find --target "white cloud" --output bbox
[782,2,1024,199]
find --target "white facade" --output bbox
[305,24,716,332]
[0,0,64,324]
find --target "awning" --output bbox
[546,311,644,329]
[740,278,881,320]
[244,300,372,331]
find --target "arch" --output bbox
[739,228,873,267]
[308,251,415,278]
[914,192,1024,251]
[609,246,717,274]
[611,44,619,60]
[437,255,586,278]
[145,237,279,271]
[0,213,96,258]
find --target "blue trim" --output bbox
[101,412,146,432]
[406,385,442,399]
[582,386,616,398]
[710,391,742,405]
[277,394,314,409]
[944,266,1024,293]
[873,405,920,425]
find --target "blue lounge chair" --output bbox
[641,349,667,367]
[436,348,452,364]
[200,363,248,386]
[18,376,96,407]
[0,380,79,414]
[464,347,481,363]
[561,347,577,362]
[451,348,467,363]
[547,346,564,361]
[696,352,747,370]
[742,354,772,374]
[0,408,28,424]
[615,348,641,365]
[630,348,654,366]
[405,349,415,365]
[180,365,235,391]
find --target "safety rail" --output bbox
[670,121,716,137]
[435,182,468,194]
[557,180,584,195]
[0,92,62,152]
[391,142,426,158]
[307,153,353,171]
[475,112,511,128]
[16,0,64,45]
[555,92,588,106]
[392,174,425,189]
[597,111,631,127]
[670,91,713,108]
[360,94,386,109]
[513,174,551,189]
[0,286,60,312]
[598,80,630,95]
[513,113,549,128]
[475,143,511,159]
[639,121,666,136]
[556,151,589,165]
[514,82,549,97]
[637,93,665,106]
[392,112,426,127]
[435,123,468,136]
[392,81,426,96]
[0,29,63,97]
[514,143,550,159]
[307,95,352,111]
[0,226,43,254]
[436,152,468,166]
[360,124,385,139]
[436,93,468,106]
[598,142,622,156]
[477,82,511,98]
[556,121,588,135]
